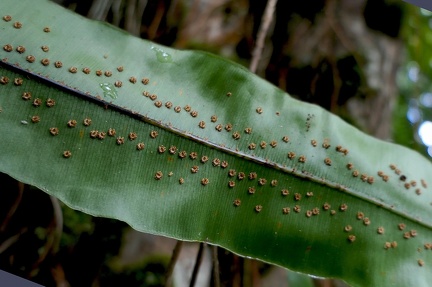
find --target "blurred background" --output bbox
[1,0,432,286]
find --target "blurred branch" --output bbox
[0,181,24,232]
[88,0,114,21]
[189,242,205,287]
[211,245,220,287]
[164,240,183,287]
[125,0,148,35]
[0,227,27,254]
[250,0,278,73]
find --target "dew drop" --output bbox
[151,46,173,63]
[99,83,118,99]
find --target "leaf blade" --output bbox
[0,1,432,286]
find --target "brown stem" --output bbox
[189,242,205,287]
[249,0,278,73]
[164,240,183,287]
[211,245,220,287]
[0,181,24,232]
[0,227,28,254]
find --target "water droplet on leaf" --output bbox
[151,46,173,63]
[99,83,118,99]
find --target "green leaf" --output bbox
[1,1,432,286]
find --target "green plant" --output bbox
[0,1,431,286]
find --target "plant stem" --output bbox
[189,242,205,287]
[211,245,220,287]
[164,240,183,287]
[249,0,278,73]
